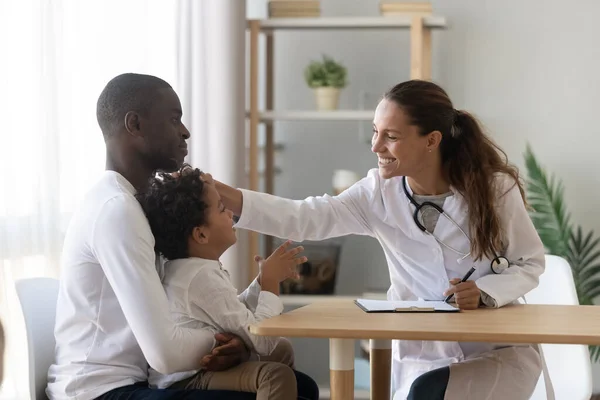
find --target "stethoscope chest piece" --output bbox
[491,256,510,274]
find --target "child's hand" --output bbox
[258,240,307,290]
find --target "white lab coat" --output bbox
[235,168,546,400]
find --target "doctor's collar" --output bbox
[401,176,457,197]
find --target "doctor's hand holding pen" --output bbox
[443,278,481,310]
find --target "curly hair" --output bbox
[137,166,209,260]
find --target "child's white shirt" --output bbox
[148,257,284,389]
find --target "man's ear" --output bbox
[191,226,209,245]
[124,111,142,137]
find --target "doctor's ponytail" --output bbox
[384,80,525,261]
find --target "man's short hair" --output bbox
[96,73,172,137]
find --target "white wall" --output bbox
[248,0,600,390]
[435,0,600,391]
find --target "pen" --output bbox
[444,267,476,303]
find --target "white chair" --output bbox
[525,255,593,400]
[15,277,59,400]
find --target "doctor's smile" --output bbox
[377,157,397,166]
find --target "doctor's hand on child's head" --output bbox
[168,163,195,180]
[257,240,306,284]
[443,279,481,310]
[200,172,214,185]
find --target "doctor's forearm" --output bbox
[215,180,243,216]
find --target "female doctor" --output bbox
[212,80,545,400]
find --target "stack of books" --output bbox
[379,1,432,16]
[268,1,321,18]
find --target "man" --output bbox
[47,73,318,400]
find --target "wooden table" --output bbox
[250,300,600,400]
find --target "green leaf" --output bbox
[523,144,600,361]
[583,287,600,301]
[590,345,600,363]
[580,264,600,285]
[304,55,347,88]
[523,145,572,257]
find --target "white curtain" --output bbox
[176,0,248,290]
[0,1,178,398]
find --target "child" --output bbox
[137,167,307,400]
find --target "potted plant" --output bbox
[524,145,600,361]
[304,55,347,110]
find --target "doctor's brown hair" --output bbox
[384,80,525,261]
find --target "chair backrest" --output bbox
[525,255,593,400]
[526,255,580,305]
[15,277,59,400]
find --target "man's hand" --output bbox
[443,279,481,310]
[200,333,250,372]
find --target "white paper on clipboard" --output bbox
[355,298,460,313]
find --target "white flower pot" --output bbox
[332,169,361,195]
[314,87,341,110]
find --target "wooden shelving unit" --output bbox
[257,110,374,121]
[246,15,447,283]
[251,15,446,30]
[245,110,375,121]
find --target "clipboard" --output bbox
[354,298,460,313]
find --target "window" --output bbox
[0,1,178,397]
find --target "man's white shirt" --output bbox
[47,172,216,400]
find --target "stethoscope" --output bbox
[402,177,510,275]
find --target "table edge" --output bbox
[249,326,600,345]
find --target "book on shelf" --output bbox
[268,0,320,18]
[269,0,319,8]
[379,1,432,16]
[269,11,321,18]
